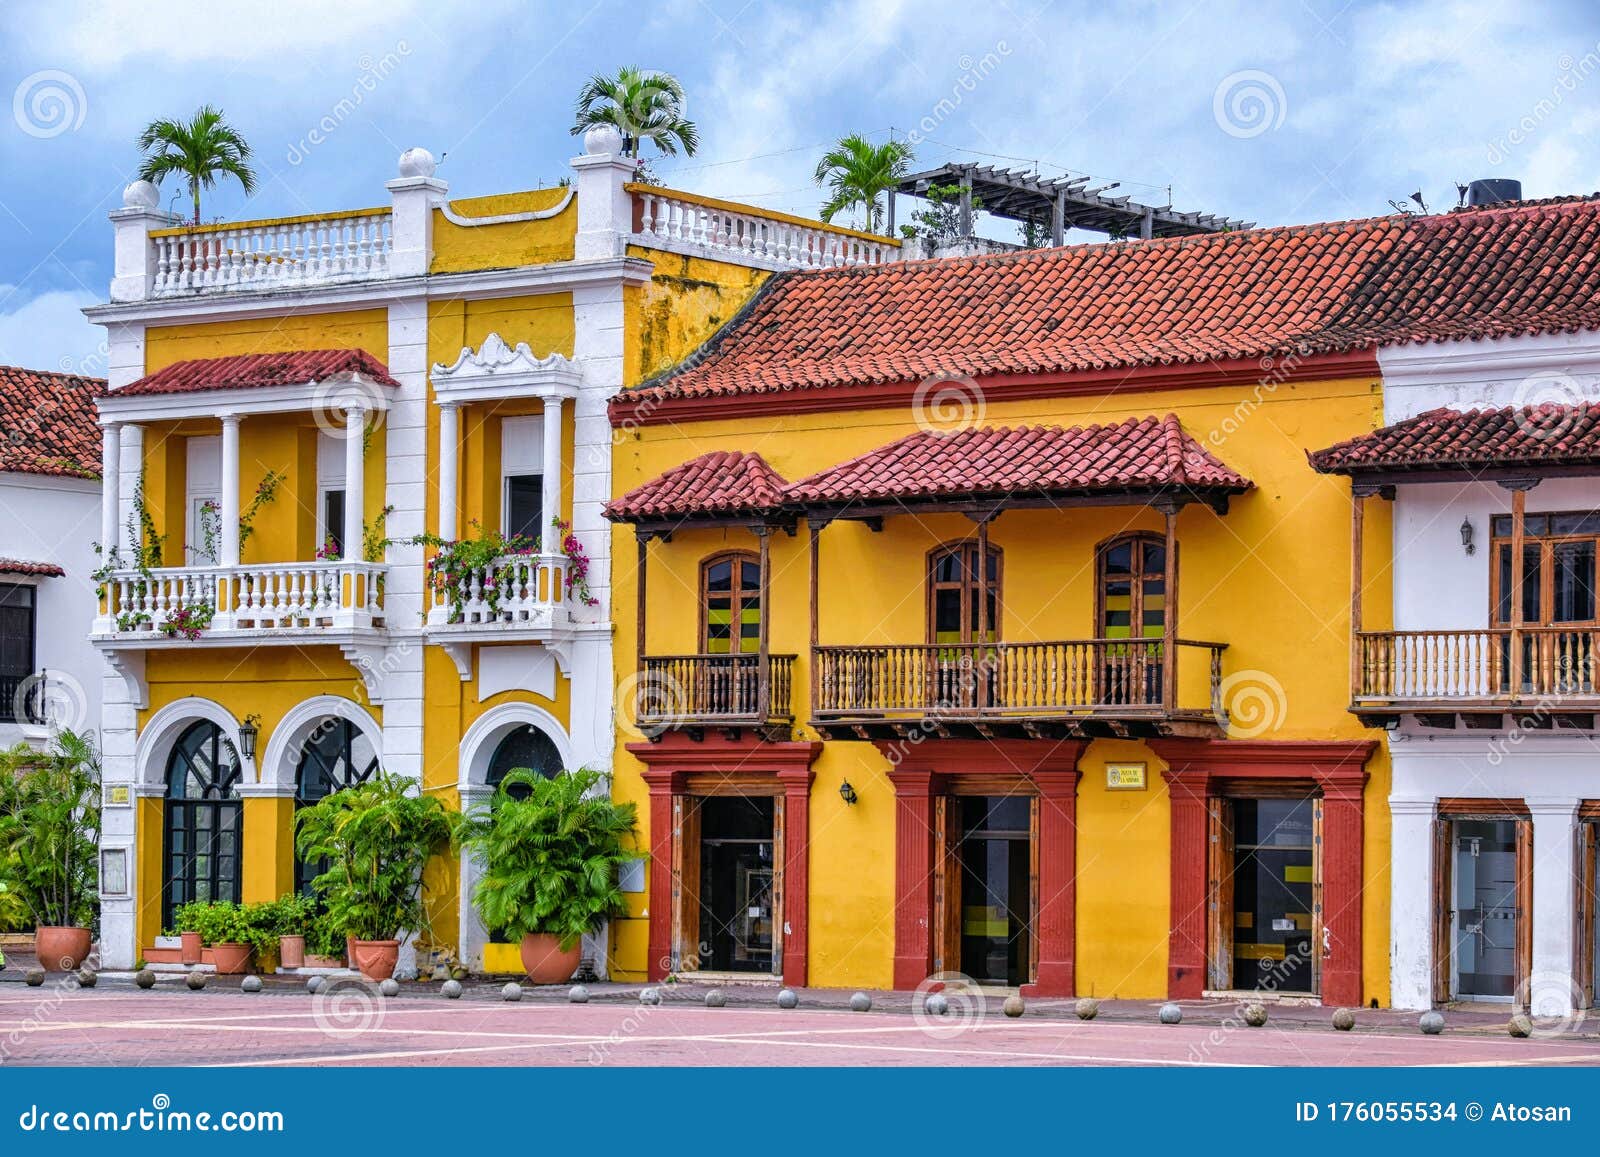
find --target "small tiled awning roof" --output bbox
[0,559,64,577]
[787,416,1252,510]
[0,365,102,479]
[605,450,789,524]
[1309,404,1600,479]
[108,349,399,397]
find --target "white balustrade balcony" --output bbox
[632,188,901,270]
[426,553,571,630]
[96,561,386,639]
[150,211,394,297]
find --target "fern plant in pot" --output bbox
[458,768,640,984]
[294,770,456,981]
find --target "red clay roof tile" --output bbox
[1310,404,1600,475]
[605,450,789,522]
[0,559,65,577]
[109,349,398,397]
[0,365,103,479]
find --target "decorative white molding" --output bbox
[438,189,575,227]
[1377,331,1600,422]
[97,374,392,424]
[258,694,383,791]
[339,641,391,704]
[133,696,243,789]
[96,646,147,710]
[430,332,581,403]
[438,639,473,682]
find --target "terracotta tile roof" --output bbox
[624,196,1600,406]
[109,349,398,397]
[605,450,789,522]
[0,365,103,479]
[0,559,64,577]
[786,416,1252,507]
[1310,404,1600,476]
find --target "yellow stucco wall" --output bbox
[430,189,576,273]
[607,376,1394,1003]
[624,247,771,385]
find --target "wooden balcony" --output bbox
[1354,627,1600,726]
[637,653,797,734]
[811,638,1227,740]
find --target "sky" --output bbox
[0,0,1596,378]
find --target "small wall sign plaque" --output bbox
[1106,762,1147,790]
[104,784,131,807]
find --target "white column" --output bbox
[386,148,447,279]
[540,395,564,545]
[99,423,121,553]
[438,401,459,541]
[343,408,365,560]
[1389,796,1437,1010]
[570,126,637,261]
[1529,797,1582,1016]
[218,415,241,568]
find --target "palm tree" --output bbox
[813,134,914,235]
[136,106,258,225]
[571,67,698,158]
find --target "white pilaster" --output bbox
[109,181,176,303]
[438,401,459,542]
[1528,797,1581,1016]
[386,148,447,280]
[99,424,120,553]
[218,415,241,567]
[540,394,564,542]
[570,127,638,262]
[342,408,364,560]
[1389,795,1437,1010]
[118,425,143,554]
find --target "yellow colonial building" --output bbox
[86,126,890,976]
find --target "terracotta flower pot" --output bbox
[35,926,92,972]
[278,935,305,970]
[519,933,581,985]
[349,939,400,981]
[179,931,203,966]
[210,942,254,975]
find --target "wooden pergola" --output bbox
[892,162,1252,243]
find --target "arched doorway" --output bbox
[485,723,564,798]
[162,721,243,926]
[293,717,380,894]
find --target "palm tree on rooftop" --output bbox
[813,134,914,235]
[571,67,699,159]
[136,105,258,225]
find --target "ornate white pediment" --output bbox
[430,332,582,403]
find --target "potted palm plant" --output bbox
[0,731,101,971]
[295,770,456,981]
[458,767,640,984]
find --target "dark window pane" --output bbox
[706,561,732,591]
[505,474,543,543]
[323,489,346,556]
[1552,541,1596,622]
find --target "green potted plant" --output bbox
[0,731,101,971]
[295,770,456,981]
[264,893,313,969]
[458,767,640,984]
[173,900,275,975]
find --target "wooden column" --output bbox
[1050,192,1066,246]
[1349,490,1366,696]
[959,171,973,237]
[1023,767,1081,996]
[756,526,772,721]
[1160,501,1179,711]
[775,767,814,988]
[635,532,649,668]
[808,521,822,718]
[1508,483,1528,698]
[1318,775,1366,1008]
[1163,767,1210,998]
[639,767,682,982]
[976,515,990,708]
[887,768,940,989]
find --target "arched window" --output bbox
[162,721,242,926]
[293,718,380,895]
[1096,532,1168,704]
[701,551,762,654]
[928,541,1001,645]
[486,724,564,799]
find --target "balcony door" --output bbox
[1097,533,1167,706]
[1491,512,1600,694]
[927,542,1000,709]
[185,436,221,565]
[700,552,762,716]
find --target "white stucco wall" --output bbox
[0,470,102,746]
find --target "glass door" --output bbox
[1228,797,1317,994]
[697,796,775,973]
[956,795,1032,986]
[1450,819,1519,1000]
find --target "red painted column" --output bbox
[1318,777,1366,1008]
[776,768,815,989]
[887,768,939,990]
[639,768,681,983]
[1024,767,1080,997]
[1165,769,1210,999]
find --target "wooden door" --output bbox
[1028,796,1041,986]
[1206,798,1234,990]
[1514,817,1534,1010]
[1311,796,1325,996]
[771,794,786,978]
[672,798,701,973]
[1579,822,1598,1009]
[931,795,961,976]
[1431,817,1453,1005]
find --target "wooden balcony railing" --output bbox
[811,639,1226,725]
[1355,627,1600,707]
[637,653,797,728]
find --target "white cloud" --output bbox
[0,288,104,377]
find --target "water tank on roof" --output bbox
[1466,178,1523,206]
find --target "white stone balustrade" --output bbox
[633,190,900,269]
[151,211,393,296]
[428,554,570,627]
[100,561,386,635]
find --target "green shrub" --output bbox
[0,730,101,930]
[457,767,640,952]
